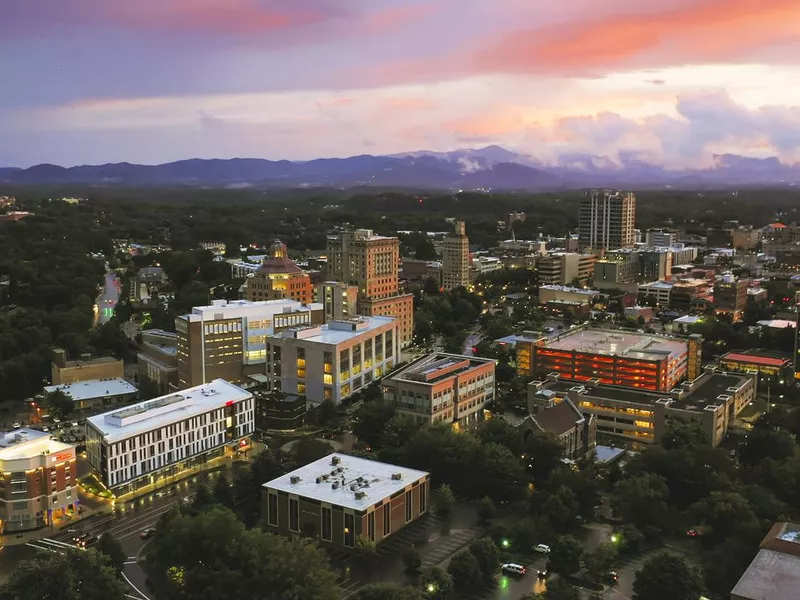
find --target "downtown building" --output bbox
[578,190,636,252]
[0,429,78,533]
[263,453,429,551]
[242,241,314,305]
[175,299,324,389]
[441,220,471,290]
[265,316,400,405]
[85,379,254,496]
[326,229,414,347]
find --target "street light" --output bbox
[501,538,510,548]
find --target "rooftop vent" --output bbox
[332,481,340,490]
[316,477,322,484]
[354,491,366,500]
[391,473,403,481]
[289,475,301,484]
[331,456,341,466]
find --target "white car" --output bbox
[12,422,21,429]
[534,544,551,554]
[501,563,527,576]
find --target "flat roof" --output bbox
[495,334,542,346]
[720,352,790,367]
[389,353,494,385]
[595,445,625,464]
[44,378,138,402]
[86,379,251,443]
[547,380,663,406]
[263,453,428,511]
[672,372,749,411]
[757,320,796,329]
[731,548,800,600]
[0,428,73,461]
[545,329,687,362]
[181,298,307,322]
[272,316,395,345]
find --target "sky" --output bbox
[2,0,800,167]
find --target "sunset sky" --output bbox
[3,0,800,167]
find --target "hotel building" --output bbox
[381,353,496,428]
[263,453,429,550]
[175,299,324,389]
[85,379,254,496]
[0,429,78,533]
[266,316,399,405]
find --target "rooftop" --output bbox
[44,378,138,402]
[181,298,307,322]
[720,351,792,367]
[545,329,687,362]
[271,316,395,345]
[731,522,800,600]
[495,334,543,347]
[540,285,601,295]
[757,320,796,329]
[672,372,750,411]
[389,353,495,385]
[86,379,251,443]
[547,379,663,406]
[263,453,428,511]
[532,399,583,436]
[0,428,73,461]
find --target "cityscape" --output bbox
[3,3,800,600]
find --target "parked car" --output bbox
[501,563,527,576]
[12,422,21,429]
[604,571,619,584]
[534,543,551,554]
[139,528,157,540]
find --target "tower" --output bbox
[578,190,636,252]
[442,220,470,291]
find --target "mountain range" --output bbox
[1,146,799,190]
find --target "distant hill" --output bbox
[1,147,799,189]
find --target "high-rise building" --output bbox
[242,241,313,304]
[442,220,470,290]
[326,230,413,347]
[175,299,324,389]
[714,275,749,322]
[579,190,636,252]
[315,281,358,321]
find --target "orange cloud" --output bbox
[474,0,800,75]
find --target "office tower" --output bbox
[442,220,470,291]
[243,241,313,304]
[579,190,636,252]
[326,230,414,347]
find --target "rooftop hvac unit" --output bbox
[332,481,340,490]
[350,484,357,491]
[354,491,366,500]
[391,473,403,481]
[331,456,341,465]
[290,475,301,484]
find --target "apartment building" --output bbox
[0,429,77,533]
[529,368,755,446]
[266,316,400,405]
[442,221,471,291]
[315,281,358,321]
[51,349,124,385]
[381,353,496,428]
[242,241,313,305]
[263,453,429,550]
[578,190,636,252]
[537,253,597,286]
[175,299,324,389]
[326,229,414,347]
[85,379,254,496]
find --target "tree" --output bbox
[583,542,617,582]
[291,438,334,466]
[96,532,126,574]
[190,482,214,512]
[468,537,500,582]
[355,535,378,558]
[661,419,709,450]
[633,552,704,600]
[147,507,339,600]
[0,549,126,600]
[434,484,455,518]
[314,399,339,427]
[689,491,758,542]
[522,431,565,482]
[354,584,422,600]
[447,550,482,593]
[422,277,441,296]
[421,566,454,600]
[477,496,496,525]
[548,535,583,575]
[541,578,579,600]
[352,399,396,448]
[213,472,235,509]
[403,547,422,575]
[611,473,671,534]
[739,427,797,466]
[46,389,74,420]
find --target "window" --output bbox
[344,513,355,547]
[323,373,333,385]
[289,498,299,532]
[321,507,332,542]
[419,483,427,514]
[368,511,375,542]
[267,493,278,526]
[405,490,412,523]
[13,501,27,511]
[298,383,306,395]
[383,504,391,536]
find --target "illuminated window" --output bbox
[298,383,306,394]
[297,368,306,379]
[323,374,333,385]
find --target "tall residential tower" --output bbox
[578,191,636,252]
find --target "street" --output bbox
[94,270,120,327]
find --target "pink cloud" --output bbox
[364,3,441,32]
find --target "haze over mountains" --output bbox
[1,147,798,190]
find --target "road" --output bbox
[463,327,485,355]
[94,270,120,327]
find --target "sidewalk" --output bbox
[0,501,107,547]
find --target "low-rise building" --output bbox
[0,429,78,533]
[718,350,792,378]
[538,285,602,306]
[51,350,124,385]
[499,239,547,253]
[254,391,306,431]
[43,378,139,411]
[731,521,800,600]
[263,453,430,550]
[85,379,254,497]
[400,259,442,287]
[381,353,496,428]
[522,390,596,459]
[137,329,178,393]
[537,253,596,286]
[266,316,399,405]
[242,241,314,305]
[358,293,414,348]
[471,256,503,279]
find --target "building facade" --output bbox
[315,281,358,322]
[381,353,496,428]
[137,329,179,393]
[0,429,77,533]
[359,293,414,348]
[263,453,430,550]
[523,391,596,460]
[537,253,597,286]
[442,221,471,290]
[175,299,324,389]
[266,316,400,405]
[645,228,678,247]
[714,276,749,322]
[578,190,636,252]
[243,241,314,305]
[85,379,254,496]
[43,378,139,411]
[51,350,124,385]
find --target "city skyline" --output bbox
[2,0,800,167]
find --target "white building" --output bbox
[44,378,139,410]
[499,239,547,253]
[471,256,503,277]
[266,316,399,405]
[638,281,673,306]
[85,379,254,496]
[645,229,679,248]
